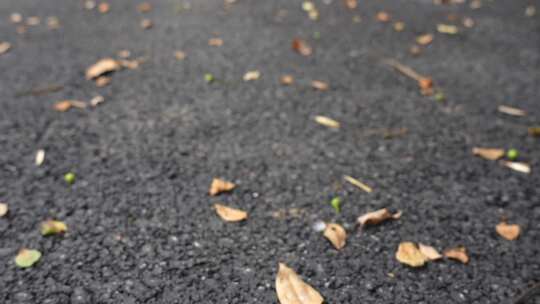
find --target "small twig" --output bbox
[512,283,540,304]
[382,58,425,82]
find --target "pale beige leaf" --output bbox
[209,38,223,46]
[418,243,442,260]
[174,51,186,60]
[472,147,505,161]
[416,34,434,45]
[343,175,372,193]
[311,80,329,91]
[0,42,11,55]
[281,75,294,85]
[496,222,520,240]
[323,223,346,250]
[243,70,261,81]
[437,24,458,34]
[498,105,526,116]
[209,178,236,196]
[95,76,112,87]
[345,0,357,9]
[140,19,153,29]
[357,208,401,226]
[35,149,45,166]
[90,95,105,107]
[0,203,7,217]
[85,58,121,80]
[444,246,469,264]
[275,263,324,304]
[396,242,427,267]
[501,161,531,174]
[214,204,247,222]
[314,116,340,129]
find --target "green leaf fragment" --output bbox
[204,73,214,83]
[15,249,42,268]
[330,197,341,213]
[64,172,75,185]
[506,149,518,161]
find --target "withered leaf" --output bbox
[117,49,131,58]
[243,70,261,81]
[90,95,104,107]
[174,51,187,60]
[437,24,458,34]
[214,204,247,222]
[0,203,7,217]
[281,75,294,85]
[140,18,153,29]
[314,115,340,129]
[41,220,68,236]
[416,34,434,45]
[10,13,23,23]
[444,246,469,264]
[496,222,520,240]
[472,147,505,161]
[376,11,391,22]
[396,242,427,267]
[15,249,41,268]
[26,16,40,26]
[528,127,540,137]
[35,149,45,166]
[137,2,152,13]
[209,178,236,196]
[311,80,329,91]
[357,208,401,227]
[498,105,526,117]
[275,263,324,304]
[98,2,110,13]
[292,38,312,56]
[343,175,372,193]
[208,38,224,46]
[323,223,346,250]
[54,100,86,112]
[500,161,531,174]
[86,58,121,80]
[345,0,357,9]
[119,58,142,69]
[0,42,11,55]
[95,76,111,87]
[418,243,443,261]
[463,17,475,28]
[393,21,405,32]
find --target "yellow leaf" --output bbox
[444,246,469,264]
[357,208,401,226]
[497,105,526,117]
[314,116,340,129]
[472,147,505,161]
[416,34,434,45]
[15,249,42,268]
[85,58,121,80]
[41,220,68,236]
[343,175,372,193]
[275,263,324,304]
[0,203,7,217]
[323,223,346,250]
[496,222,521,240]
[243,70,261,81]
[418,243,442,260]
[437,24,458,34]
[396,242,427,267]
[214,204,247,222]
[209,178,236,196]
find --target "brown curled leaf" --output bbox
[275,263,324,304]
[357,208,401,227]
[214,204,248,222]
[209,178,236,196]
[323,223,346,250]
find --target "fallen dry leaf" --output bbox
[214,204,247,222]
[416,34,434,45]
[95,76,111,87]
[393,21,405,32]
[311,80,329,91]
[15,249,41,268]
[0,203,7,217]
[418,243,443,261]
[174,50,186,60]
[418,77,433,90]
[498,105,526,117]
[140,19,153,29]
[357,208,401,227]
[84,0,96,10]
[41,220,68,236]
[10,13,23,23]
[90,95,104,107]
[496,222,521,240]
[409,45,421,56]
[396,242,427,267]
[208,38,224,46]
[376,11,391,22]
[528,127,540,137]
[343,175,372,193]
[98,2,110,13]
[0,42,11,55]
[26,16,40,26]
[345,0,357,9]
[472,147,505,161]
[463,17,475,28]
[500,161,531,174]
[323,223,346,250]
[275,263,324,304]
[117,49,131,58]
[281,75,294,85]
[209,178,236,196]
[314,115,340,129]
[119,58,142,69]
[54,100,86,112]
[444,246,469,264]
[525,5,536,17]
[292,38,312,56]
[35,149,45,166]
[137,2,152,13]
[86,58,121,80]
[46,16,60,29]
[437,24,458,34]
[243,70,261,81]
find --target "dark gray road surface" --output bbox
[1,0,539,303]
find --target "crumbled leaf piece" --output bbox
[352,15,362,23]
[323,223,346,250]
[41,220,68,236]
[506,149,519,161]
[314,115,340,129]
[0,42,11,55]
[280,75,294,85]
[330,197,341,213]
[376,11,391,22]
[418,243,443,260]
[95,76,112,87]
[470,0,481,9]
[0,203,7,217]
[90,95,104,107]
[174,51,186,60]
[209,178,235,196]
[137,2,152,13]
[26,16,40,26]
[498,105,526,116]
[35,149,45,166]
[444,246,469,264]
[357,208,401,226]
[302,1,315,12]
[525,5,536,17]
[10,13,23,23]
[343,175,372,193]
[463,17,474,28]
[204,73,214,83]
[311,80,329,91]
[54,100,86,112]
[275,263,324,304]
[46,16,60,29]
[500,161,531,174]
[528,127,540,137]
[409,45,421,56]
[86,58,121,80]
[119,58,142,69]
[140,19,153,29]
[345,0,357,9]
[292,38,312,56]
[393,21,405,32]
[396,242,427,267]
[472,147,505,161]
[496,222,521,240]
[64,172,76,184]
[307,8,319,20]
[416,34,434,45]
[117,50,131,58]
[15,249,41,268]
[434,91,445,102]
[243,70,261,81]
[208,38,223,46]
[214,204,247,222]
[85,0,96,10]
[98,2,110,13]
[437,24,458,34]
